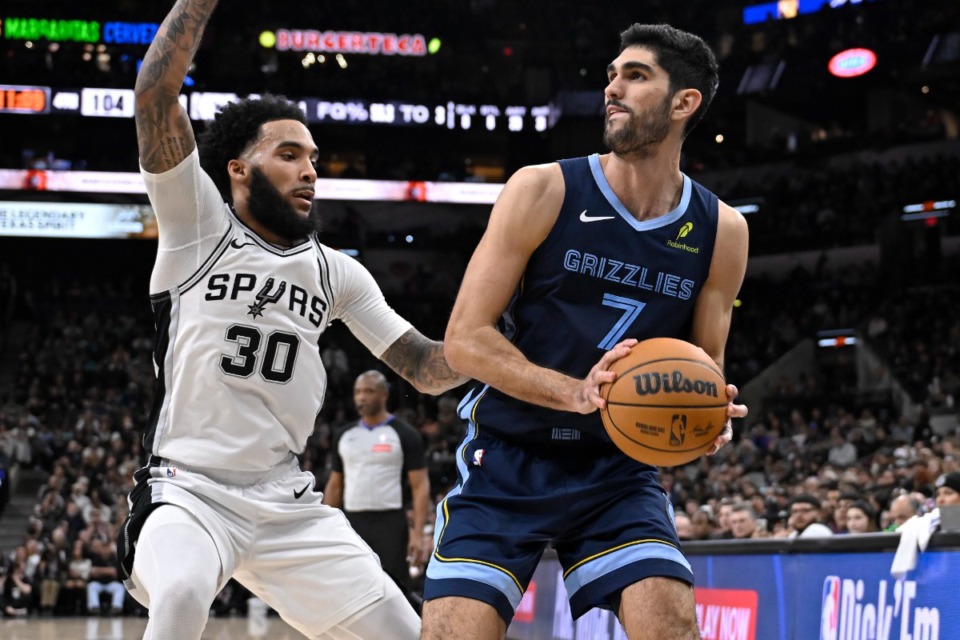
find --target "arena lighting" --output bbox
[901,198,954,223]
[259,31,277,48]
[828,48,877,78]
[902,199,956,214]
[0,168,507,205]
[727,197,764,215]
[743,0,883,25]
[816,329,857,348]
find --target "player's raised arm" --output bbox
[135,0,218,172]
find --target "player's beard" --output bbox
[603,95,672,158]
[247,167,321,243]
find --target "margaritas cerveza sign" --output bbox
[1,17,159,45]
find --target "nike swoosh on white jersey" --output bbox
[579,210,616,222]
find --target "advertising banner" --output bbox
[0,201,157,239]
[504,547,958,640]
[0,170,504,205]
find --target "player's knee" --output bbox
[620,577,699,640]
[330,583,420,640]
[149,573,217,619]
[660,603,700,640]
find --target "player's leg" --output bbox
[421,429,546,639]
[318,573,421,640]
[235,471,420,639]
[421,597,505,640]
[619,577,699,640]
[129,504,222,640]
[552,449,696,635]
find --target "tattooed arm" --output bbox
[135,0,218,172]
[380,329,469,395]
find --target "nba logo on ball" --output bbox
[670,415,687,446]
[820,576,840,640]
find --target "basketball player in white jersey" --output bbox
[116,1,467,638]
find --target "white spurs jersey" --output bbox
[142,150,411,472]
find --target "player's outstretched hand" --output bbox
[573,338,638,414]
[706,383,747,455]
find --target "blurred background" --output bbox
[0,0,958,635]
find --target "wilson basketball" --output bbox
[600,338,728,467]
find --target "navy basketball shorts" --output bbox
[423,423,693,624]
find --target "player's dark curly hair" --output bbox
[619,24,719,138]
[197,94,308,204]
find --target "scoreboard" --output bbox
[80,88,136,118]
[0,84,557,133]
[0,85,50,114]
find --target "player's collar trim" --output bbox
[227,205,315,256]
[587,154,690,231]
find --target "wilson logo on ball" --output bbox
[633,371,719,397]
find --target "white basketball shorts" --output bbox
[122,456,385,636]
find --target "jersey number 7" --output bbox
[598,293,645,350]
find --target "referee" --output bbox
[323,370,431,586]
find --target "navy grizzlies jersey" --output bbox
[466,154,719,444]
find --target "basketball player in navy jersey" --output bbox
[116,1,466,639]
[423,24,749,639]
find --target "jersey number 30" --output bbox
[220,324,300,383]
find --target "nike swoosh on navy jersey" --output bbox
[579,210,616,222]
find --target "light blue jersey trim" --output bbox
[563,541,692,599]
[457,386,485,421]
[431,420,477,552]
[588,153,691,231]
[428,418,524,609]
[425,558,525,610]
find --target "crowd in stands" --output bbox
[0,133,957,619]
[705,153,960,256]
[0,235,956,618]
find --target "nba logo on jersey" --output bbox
[473,449,484,467]
[165,467,176,478]
[820,576,840,640]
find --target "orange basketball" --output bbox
[600,338,728,467]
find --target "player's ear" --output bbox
[227,159,248,182]
[671,89,702,123]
